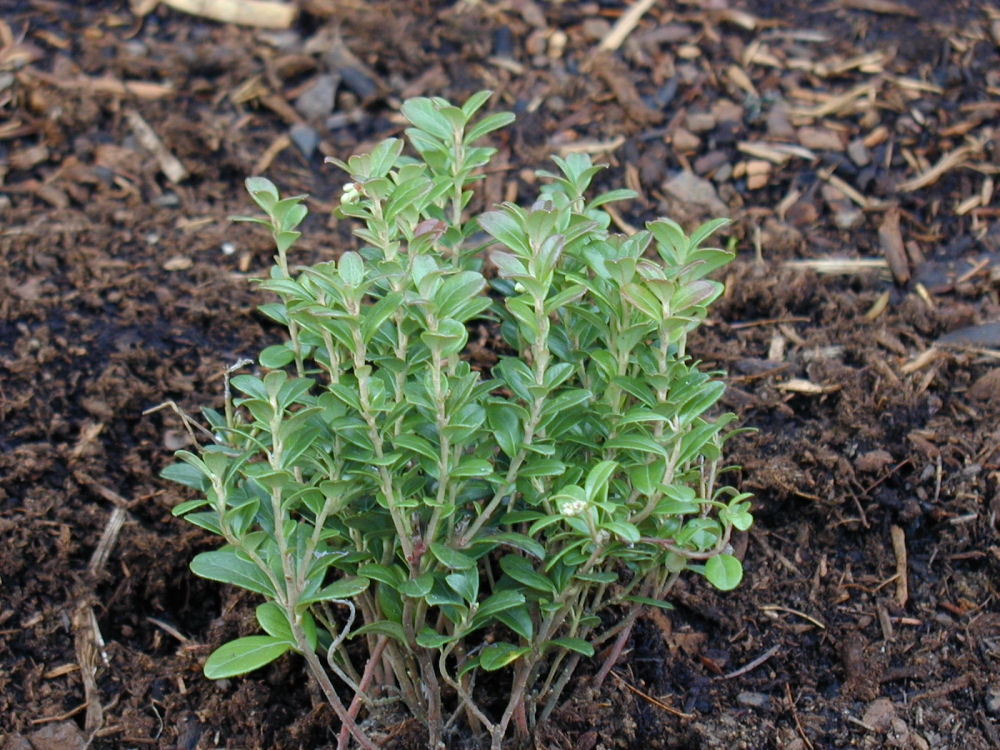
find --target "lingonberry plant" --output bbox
[163,91,751,749]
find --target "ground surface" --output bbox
[2,1,1000,748]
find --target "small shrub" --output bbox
[163,91,751,749]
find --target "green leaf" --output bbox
[474,532,546,560]
[429,542,476,570]
[190,548,275,596]
[602,520,640,544]
[416,628,458,649]
[255,601,317,651]
[479,210,530,256]
[299,576,370,605]
[605,432,669,458]
[338,251,365,287]
[499,554,555,595]
[401,97,454,142]
[162,462,209,491]
[358,563,405,589]
[351,620,408,645]
[480,642,530,671]
[451,457,493,478]
[471,589,526,623]
[547,637,594,657]
[584,460,618,504]
[399,572,435,598]
[496,605,533,640]
[704,554,743,591]
[465,111,515,143]
[624,595,675,610]
[203,635,292,679]
[486,403,522,458]
[446,569,479,604]
[519,458,566,478]
[259,344,295,369]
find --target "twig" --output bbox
[598,0,659,52]
[29,701,90,725]
[760,605,826,629]
[611,670,695,718]
[337,636,389,750]
[898,140,981,192]
[721,643,780,679]
[785,683,815,750]
[889,525,908,607]
[146,616,191,645]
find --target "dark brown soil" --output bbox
[2,1,999,748]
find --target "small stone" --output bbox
[798,126,844,151]
[736,691,770,708]
[969,369,1000,404]
[834,207,863,230]
[855,449,893,473]
[862,697,896,731]
[662,170,727,215]
[289,122,320,159]
[25,722,86,750]
[694,150,728,175]
[581,17,611,40]
[685,111,716,133]
[766,104,795,138]
[985,684,1000,715]
[163,255,193,271]
[294,73,338,121]
[712,162,733,182]
[525,29,547,56]
[671,127,701,152]
[785,200,819,227]
[711,98,743,124]
[847,138,871,166]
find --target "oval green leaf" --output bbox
[203,635,292,679]
[704,553,743,591]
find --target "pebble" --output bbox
[847,137,871,166]
[694,150,728,175]
[766,104,795,138]
[785,200,819,226]
[685,111,716,133]
[289,122,320,159]
[985,684,1000,715]
[855,449,893,473]
[736,691,770,708]
[798,126,844,151]
[294,73,338,121]
[671,127,701,152]
[581,17,611,40]
[662,170,727,215]
[712,98,743,123]
[862,697,896,731]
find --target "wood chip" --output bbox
[160,0,296,28]
[778,378,840,394]
[898,140,981,192]
[877,207,909,285]
[838,0,919,15]
[125,108,187,183]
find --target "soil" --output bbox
[2,1,1000,748]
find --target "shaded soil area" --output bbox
[2,0,1000,748]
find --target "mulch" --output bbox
[2,0,999,748]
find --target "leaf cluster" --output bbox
[164,91,750,749]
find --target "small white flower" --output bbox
[340,182,361,204]
[559,499,587,517]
